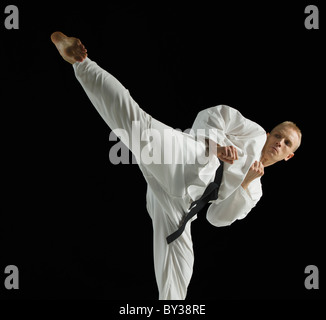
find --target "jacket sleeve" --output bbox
[206,179,262,227]
[191,105,265,148]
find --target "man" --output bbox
[51,32,302,299]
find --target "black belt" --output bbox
[166,161,224,244]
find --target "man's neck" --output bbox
[260,154,276,167]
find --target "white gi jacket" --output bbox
[190,105,267,227]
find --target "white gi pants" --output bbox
[73,58,213,300]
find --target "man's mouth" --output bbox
[271,146,278,153]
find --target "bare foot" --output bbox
[51,31,87,64]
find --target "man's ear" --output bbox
[284,153,294,161]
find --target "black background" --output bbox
[1,2,325,303]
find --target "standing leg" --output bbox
[146,182,195,300]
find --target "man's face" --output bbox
[261,125,300,166]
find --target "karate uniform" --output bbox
[73,58,267,300]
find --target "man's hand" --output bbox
[241,161,264,190]
[216,145,239,164]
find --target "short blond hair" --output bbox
[271,121,302,151]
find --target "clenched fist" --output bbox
[241,161,264,190]
[216,145,239,164]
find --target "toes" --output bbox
[75,52,87,62]
[79,43,87,53]
[75,53,82,62]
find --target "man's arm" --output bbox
[192,105,266,149]
[207,178,262,227]
[206,139,238,164]
[241,161,264,190]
